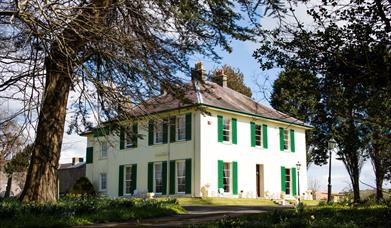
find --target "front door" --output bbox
[256,164,264,197]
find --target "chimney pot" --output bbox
[72,157,83,166]
[191,62,204,82]
[215,68,227,87]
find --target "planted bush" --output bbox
[69,177,96,195]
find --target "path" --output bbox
[77,205,291,227]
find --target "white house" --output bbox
[82,63,311,199]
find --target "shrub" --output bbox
[69,177,96,195]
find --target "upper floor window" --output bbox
[176,115,186,141]
[223,118,231,142]
[101,142,108,159]
[154,120,164,144]
[284,129,289,150]
[255,124,262,147]
[100,173,107,191]
[125,126,135,148]
[124,166,132,195]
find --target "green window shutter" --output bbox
[250,122,256,147]
[163,118,168,144]
[185,159,192,194]
[292,167,297,196]
[118,165,124,196]
[262,124,268,149]
[132,123,138,148]
[162,161,167,195]
[232,161,238,195]
[169,160,176,194]
[131,164,137,194]
[86,147,93,164]
[185,113,192,141]
[148,120,154,146]
[148,162,153,192]
[170,116,176,143]
[290,129,295,152]
[281,166,286,193]
[217,115,223,142]
[217,160,224,190]
[120,127,125,150]
[232,118,237,144]
[279,127,284,151]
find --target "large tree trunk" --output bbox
[18,0,112,203]
[375,169,384,201]
[19,59,71,203]
[372,142,384,202]
[351,171,361,203]
[4,175,12,198]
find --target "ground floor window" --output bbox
[223,162,231,193]
[154,163,163,193]
[176,160,186,193]
[285,168,291,195]
[124,165,132,194]
[100,173,107,191]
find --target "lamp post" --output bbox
[327,138,337,203]
[296,161,301,200]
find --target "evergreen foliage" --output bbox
[210,65,253,97]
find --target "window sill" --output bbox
[99,157,108,160]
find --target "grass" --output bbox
[194,204,391,227]
[174,197,277,206]
[0,196,184,227]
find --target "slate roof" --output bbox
[59,162,86,170]
[128,81,309,128]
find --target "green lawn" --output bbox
[0,196,184,227]
[174,197,277,206]
[195,204,391,227]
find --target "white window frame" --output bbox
[223,162,231,193]
[154,120,164,144]
[176,115,186,141]
[176,160,186,194]
[124,165,132,195]
[154,162,163,194]
[284,129,289,151]
[222,118,231,142]
[255,124,262,147]
[285,168,291,195]
[100,173,107,192]
[125,126,135,148]
[101,141,108,159]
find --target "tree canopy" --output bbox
[255,0,391,202]
[210,65,253,97]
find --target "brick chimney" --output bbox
[215,69,227,87]
[72,157,84,166]
[191,62,204,82]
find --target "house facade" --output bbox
[83,64,310,199]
